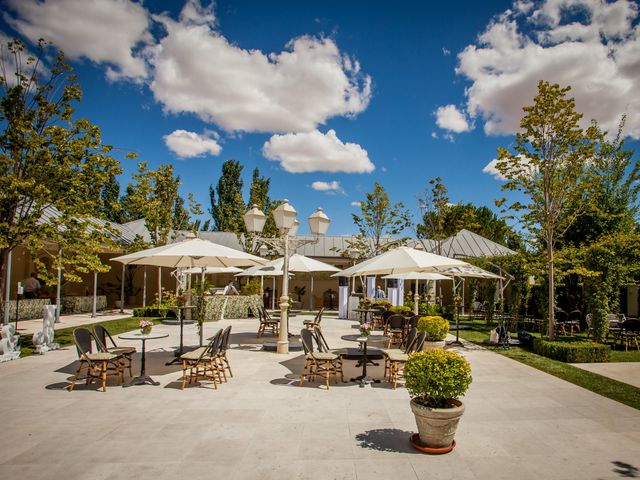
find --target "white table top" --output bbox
[118,332,169,341]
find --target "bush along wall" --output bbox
[533,338,611,363]
[132,307,176,319]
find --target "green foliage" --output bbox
[389,305,412,314]
[346,182,412,258]
[404,350,472,408]
[99,173,123,223]
[210,159,246,233]
[533,338,610,363]
[417,315,449,341]
[292,285,306,301]
[418,302,447,317]
[0,38,123,297]
[495,81,599,340]
[241,278,262,295]
[132,306,176,319]
[373,299,391,308]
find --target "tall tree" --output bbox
[248,167,278,237]
[494,81,598,340]
[0,39,122,307]
[126,162,180,246]
[349,182,412,258]
[99,173,123,223]
[209,159,246,233]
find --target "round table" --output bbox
[118,332,169,387]
[341,334,388,387]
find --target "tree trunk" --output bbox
[547,236,555,340]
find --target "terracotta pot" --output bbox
[423,340,446,351]
[410,399,465,449]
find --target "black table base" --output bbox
[124,374,160,387]
[350,374,381,387]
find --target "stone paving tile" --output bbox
[1,314,640,480]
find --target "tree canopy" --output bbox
[210,159,246,234]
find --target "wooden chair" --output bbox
[312,327,345,383]
[257,307,279,337]
[384,314,406,346]
[383,327,417,380]
[93,324,136,378]
[385,331,426,389]
[303,308,325,330]
[180,329,223,390]
[299,328,340,390]
[70,328,123,392]
[217,325,233,378]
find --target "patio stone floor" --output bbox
[1,314,639,479]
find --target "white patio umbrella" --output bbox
[382,272,452,315]
[182,266,243,274]
[112,238,266,306]
[236,264,293,310]
[248,254,341,309]
[333,246,468,277]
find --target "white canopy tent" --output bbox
[382,271,452,315]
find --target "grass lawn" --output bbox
[456,320,640,411]
[19,317,164,358]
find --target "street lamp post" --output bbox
[244,200,330,354]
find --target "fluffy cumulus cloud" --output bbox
[163,129,222,158]
[453,0,640,138]
[311,180,343,193]
[149,3,371,133]
[4,0,152,81]
[351,201,362,207]
[483,155,536,180]
[435,104,473,133]
[263,129,375,174]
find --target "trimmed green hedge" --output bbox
[132,307,176,318]
[533,338,610,363]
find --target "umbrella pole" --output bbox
[158,266,162,307]
[449,276,463,347]
[199,268,205,346]
[414,278,419,315]
[91,272,98,318]
[142,266,147,308]
[310,275,314,310]
[272,277,275,310]
[120,264,125,314]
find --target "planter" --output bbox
[410,398,465,452]
[140,326,152,335]
[423,340,446,351]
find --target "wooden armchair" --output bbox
[93,324,136,378]
[70,328,123,392]
[180,329,224,390]
[257,307,279,337]
[299,328,340,390]
[303,307,325,330]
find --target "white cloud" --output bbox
[163,129,222,158]
[351,201,362,207]
[5,0,152,82]
[435,104,473,133]
[263,129,375,173]
[455,0,640,138]
[483,159,507,180]
[431,131,438,139]
[311,180,343,193]
[442,47,451,56]
[149,2,371,133]
[483,155,535,181]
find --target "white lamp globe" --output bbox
[273,199,298,231]
[243,204,267,233]
[308,207,330,235]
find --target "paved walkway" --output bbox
[574,362,640,389]
[13,310,133,336]
[1,315,639,480]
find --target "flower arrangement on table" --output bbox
[359,322,371,337]
[139,320,153,335]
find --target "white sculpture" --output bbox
[0,324,21,362]
[32,305,59,354]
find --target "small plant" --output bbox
[373,299,391,308]
[139,320,153,335]
[359,298,372,309]
[404,350,472,408]
[389,305,412,315]
[417,316,450,341]
[241,278,262,295]
[292,285,306,302]
[359,322,371,337]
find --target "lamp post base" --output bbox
[276,340,289,354]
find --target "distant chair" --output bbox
[303,307,325,330]
[618,320,640,351]
[93,324,136,378]
[218,325,233,378]
[257,307,279,337]
[384,314,406,346]
[70,328,123,392]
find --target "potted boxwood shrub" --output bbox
[404,349,472,453]
[417,316,449,350]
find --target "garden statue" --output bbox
[0,324,21,362]
[32,305,59,354]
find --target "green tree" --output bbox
[349,182,412,258]
[494,81,598,340]
[0,38,122,306]
[126,162,180,246]
[173,194,190,231]
[248,167,278,237]
[99,173,123,223]
[210,159,246,233]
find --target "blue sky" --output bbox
[2,0,639,235]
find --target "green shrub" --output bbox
[374,299,391,308]
[533,338,611,363]
[241,278,262,295]
[404,350,472,408]
[417,315,449,341]
[389,305,412,315]
[132,306,176,318]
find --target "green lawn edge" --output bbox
[457,328,640,411]
[19,317,164,358]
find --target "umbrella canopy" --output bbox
[382,271,451,281]
[236,253,339,275]
[333,246,468,277]
[436,264,504,279]
[182,266,243,274]
[236,265,289,277]
[111,238,267,268]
